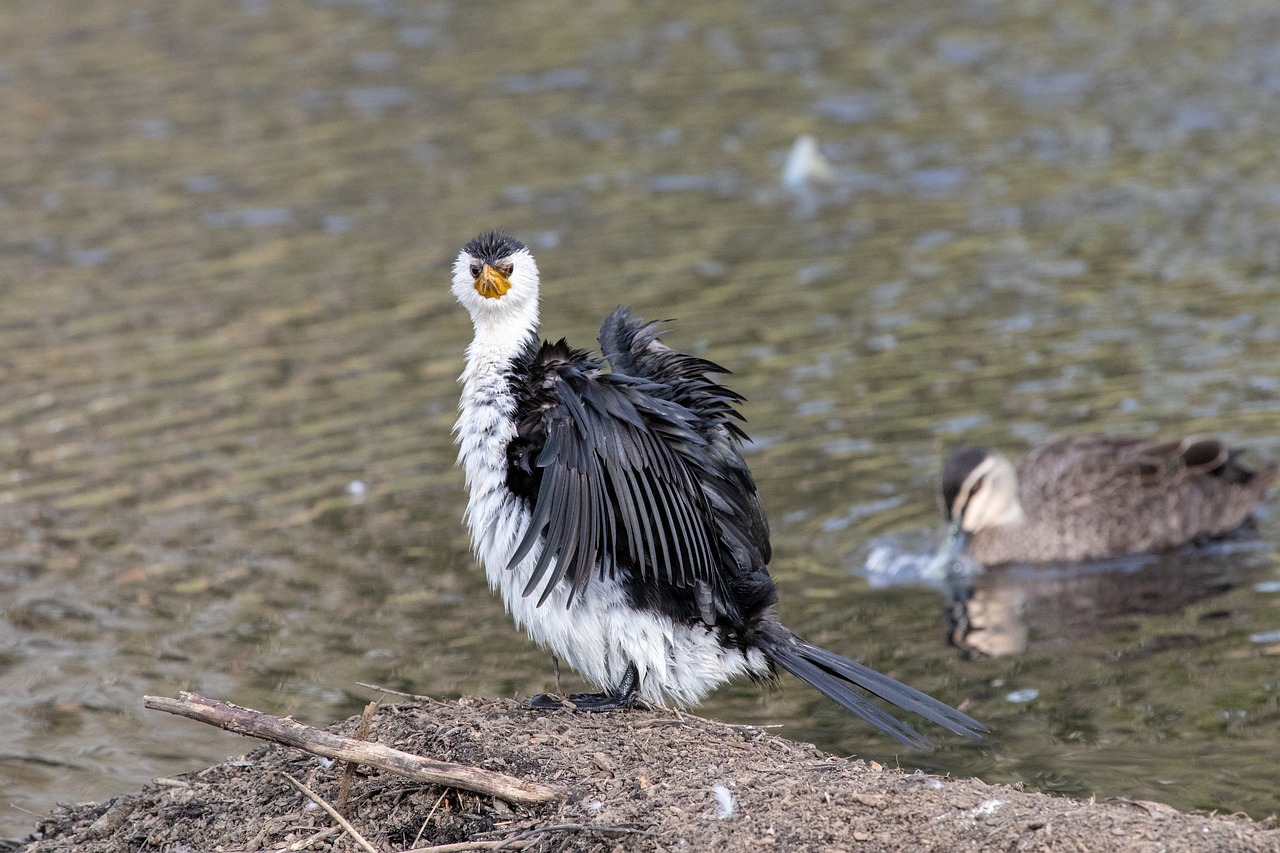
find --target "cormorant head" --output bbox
[940,447,1024,534]
[452,231,540,327]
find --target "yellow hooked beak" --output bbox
[474,264,512,299]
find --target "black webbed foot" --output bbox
[524,691,650,712]
[523,664,649,712]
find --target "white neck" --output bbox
[453,302,540,566]
[460,305,540,384]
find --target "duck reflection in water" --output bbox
[941,540,1270,657]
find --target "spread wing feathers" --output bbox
[508,339,748,611]
[600,306,747,440]
[600,307,770,563]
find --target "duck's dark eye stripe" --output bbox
[958,479,982,515]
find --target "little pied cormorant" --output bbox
[451,231,985,746]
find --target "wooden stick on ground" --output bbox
[338,700,379,810]
[355,681,435,702]
[282,773,379,853]
[144,692,559,805]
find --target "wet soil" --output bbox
[17,697,1280,852]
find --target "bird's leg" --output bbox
[525,663,650,712]
[551,653,562,694]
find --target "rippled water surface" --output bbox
[3,0,1280,837]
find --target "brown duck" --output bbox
[934,435,1279,566]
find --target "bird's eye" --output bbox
[469,263,481,278]
[497,262,514,276]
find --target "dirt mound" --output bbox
[18,697,1280,852]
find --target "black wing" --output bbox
[600,307,771,566]
[506,322,768,622]
[601,308,747,439]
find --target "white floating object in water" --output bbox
[781,134,834,191]
[711,784,738,819]
[1005,688,1040,703]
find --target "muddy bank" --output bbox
[17,697,1279,852]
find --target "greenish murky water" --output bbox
[3,0,1280,838]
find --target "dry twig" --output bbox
[413,789,452,848]
[282,772,379,853]
[356,682,436,702]
[270,824,341,852]
[144,692,559,805]
[339,700,379,809]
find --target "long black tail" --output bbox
[762,633,987,748]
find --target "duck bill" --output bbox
[924,519,972,581]
[474,264,512,299]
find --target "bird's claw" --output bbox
[524,691,649,712]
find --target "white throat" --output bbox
[462,307,539,373]
[454,300,538,554]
